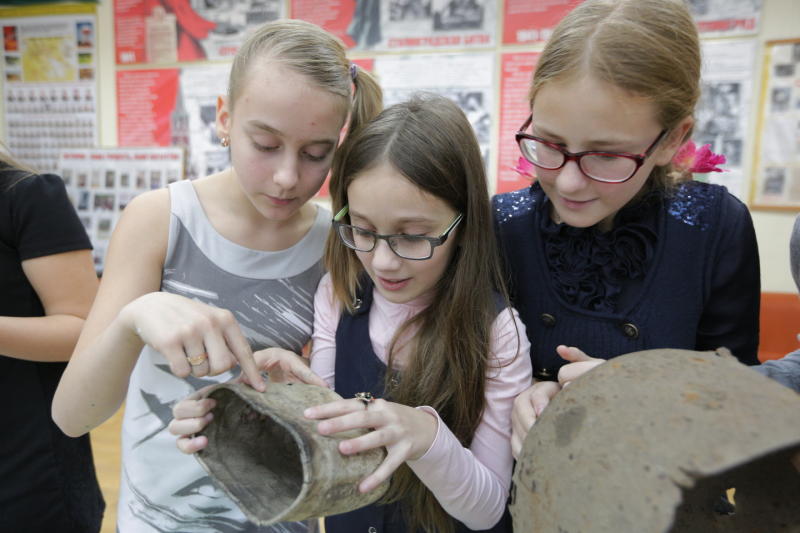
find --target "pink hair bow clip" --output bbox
[672,140,727,173]
[511,157,536,180]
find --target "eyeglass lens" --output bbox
[337,225,433,260]
[520,139,638,182]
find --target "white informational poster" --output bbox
[754,41,800,207]
[178,64,230,180]
[374,52,494,168]
[687,0,761,37]
[59,147,185,272]
[694,39,757,201]
[1,13,99,173]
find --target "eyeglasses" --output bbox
[515,114,668,183]
[332,206,463,261]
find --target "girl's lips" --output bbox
[560,197,595,210]
[266,194,293,206]
[377,276,410,291]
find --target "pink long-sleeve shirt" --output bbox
[310,274,533,530]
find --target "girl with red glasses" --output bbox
[492,0,761,458]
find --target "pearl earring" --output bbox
[220,136,230,148]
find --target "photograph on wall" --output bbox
[116,63,229,181]
[502,0,580,45]
[495,51,539,194]
[687,0,761,37]
[693,39,756,202]
[114,0,285,65]
[753,41,800,208]
[292,0,496,51]
[59,147,184,272]
[374,52,494,167]
[0,12,98,173]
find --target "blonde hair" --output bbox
[530,0,701,190]
[0,145,35,189]
[228,19,382,135]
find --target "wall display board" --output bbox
[687,0,761,37]
[751,39,800,209]
[374,52,494,168]
[59,147,184,272]
[0,7,98,173]
[291,0,496,51]
[495,51,538,194]
[116,63,229,181]
[502,0,580,45]
[114,0,285,64]
[693,39,757,201]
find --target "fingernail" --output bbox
[303,408,314,418]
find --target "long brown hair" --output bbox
[529,0,701,191]
[228,19,382,135]
[326,93,514,533]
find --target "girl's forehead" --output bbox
[347,167,453,218]
[532,76,660,137]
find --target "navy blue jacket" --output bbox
[325,281,513,533]
[492,181,760,380]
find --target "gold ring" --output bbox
[355,391,374,408]
[187,352,208,366]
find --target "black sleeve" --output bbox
[696,193,760,365]
[10,173,91,261]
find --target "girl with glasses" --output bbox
[53,19,382,532]
[493,0,761,458]
[172,94,532,533]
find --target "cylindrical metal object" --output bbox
[196,381,388,526]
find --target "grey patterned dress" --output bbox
[117,180,328,532]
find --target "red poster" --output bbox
[496,52,539,194]
[117,68,179,147]
[115,0,218,64]
[503,0,581,45]
[291,0,357,48]
[115,0,283,65]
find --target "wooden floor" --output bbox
[90,406,123,533]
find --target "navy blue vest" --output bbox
[493,181,759,381]
[325,281,513,533]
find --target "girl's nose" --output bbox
[370,239,401,271]
[273,155,299,190]
[554,160,590,195]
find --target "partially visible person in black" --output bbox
[0,150,104,532]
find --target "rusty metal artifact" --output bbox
[196,382,388,525]
[511,348,800,533]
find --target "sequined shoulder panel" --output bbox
[493,187,538,225]
[666,181,721,231]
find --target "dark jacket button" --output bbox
[622,322,639,339]
[540,313,556,327]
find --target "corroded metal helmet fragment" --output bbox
[511,348,800,533]
[196,382,388,525]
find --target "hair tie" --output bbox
[349,63,358,82]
